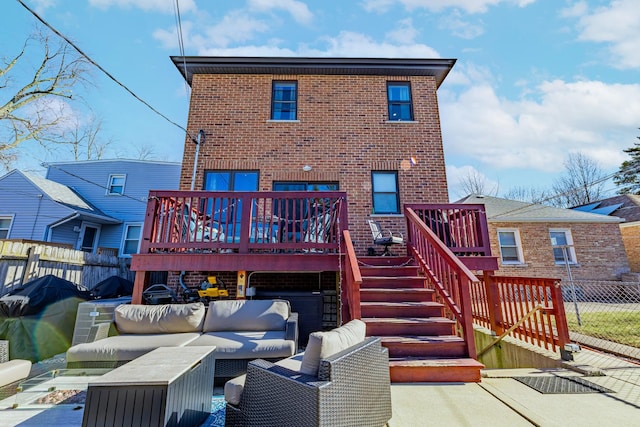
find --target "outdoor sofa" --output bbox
[0,340,32,398]
[224,319,392,427]
[65,299,298,379]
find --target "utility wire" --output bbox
[173,0,190,96]
[15,0,194,141]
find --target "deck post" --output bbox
[132,271,148,304]
[483,272,504,335]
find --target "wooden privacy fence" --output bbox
[0,240,134,295]
[470,275,571,354]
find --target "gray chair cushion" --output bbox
[300,318,366,376]
[188,331,295,360]
[0,359,31,387]
[66,333,201,363]
[115,302,205,334]
[224,353,304,405]
[202,300,290,332]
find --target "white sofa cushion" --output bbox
[0,359,31,388]
[224,353,304,405]
[66,333,201,363]
[202,300,290,332]
[115,303,205,334]
[300,319,366,376]
[188,331,295,359]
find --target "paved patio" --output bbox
[0,347,638,426]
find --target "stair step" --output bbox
[389,357,484,383]
[364,317,455,336]
[360,266,420,277]
[379,335,467,358]
[361,301,444,318]
[358,256,413,267]
[360,288,435,302]
[360,276,426,288]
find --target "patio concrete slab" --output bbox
[388,382,533,427]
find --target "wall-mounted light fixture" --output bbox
[302,165,312,172]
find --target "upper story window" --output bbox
[0,216,13,239]
[372,171,400,214]
[121,223,142,256]
[273,182,338,191]
[107,174,126,195]
[549,228,576,264]
[271,81,298,120]
[497,228,524,265]
[387,82,413,121]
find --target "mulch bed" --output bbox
[34,389,86,405]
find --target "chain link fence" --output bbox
[561,280,640,406]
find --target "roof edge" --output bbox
[171,56,457,88]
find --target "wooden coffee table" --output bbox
[82,346,216,427]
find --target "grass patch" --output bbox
[566,311,640,348]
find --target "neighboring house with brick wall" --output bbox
[573,195,640,272]
[459,194,630,281]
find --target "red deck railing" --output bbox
[405,207,479,358]
[342,230,362,323]
[405,203,491,256]
[470,275,571,353]
[140,191,348,255]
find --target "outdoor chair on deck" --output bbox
[368,219,403,256]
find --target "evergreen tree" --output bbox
[614,140,640,195]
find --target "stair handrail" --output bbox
[342,230,362,321]
[405,207,479,358]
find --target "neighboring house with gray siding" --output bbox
[0,159,180,257]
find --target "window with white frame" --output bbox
[0,216,13,239]
[121,224,142,256]
[549,228,576,264]
[497,228,524,264]
[371,171,400,214]
[107,174,126,195]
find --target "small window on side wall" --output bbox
[107,174,126,195]
[272,81,298,120]
[122,224,142,256]
[497,229,524,264]
[549,229,576,264]
[387,82,413,121]
[372,171,400,214]
[0,216,13,239]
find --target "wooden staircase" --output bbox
[358,256,484,383]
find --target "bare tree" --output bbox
[455,168,499,198]
[0,30,89,166]
[132,144,156,160]
[503,185,550,204]
[549,152,607,208]
[59,114,113,161]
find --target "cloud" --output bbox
[248,0,313,24]
[89,0,196,13]
[154,11,271,52]
[566,0,640,69]
[438,10,484,39]
[362,0,535,14]
[446,164,500,199]
[31,0,57,14]
[303,31,440,57]
[440,66,640,175]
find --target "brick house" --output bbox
[573,195,640,272]
[130,57,511,381]
[459,194,630,281]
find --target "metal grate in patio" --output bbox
[513,376,615,394]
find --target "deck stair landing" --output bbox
[358,256,483,383]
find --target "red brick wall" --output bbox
[620,223,640,272]
[489,221,630,281]
[179,73,450,254]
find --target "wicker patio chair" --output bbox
[0,340,32,400]
[225,336,392,427]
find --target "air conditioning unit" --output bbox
[72,296,132,346]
